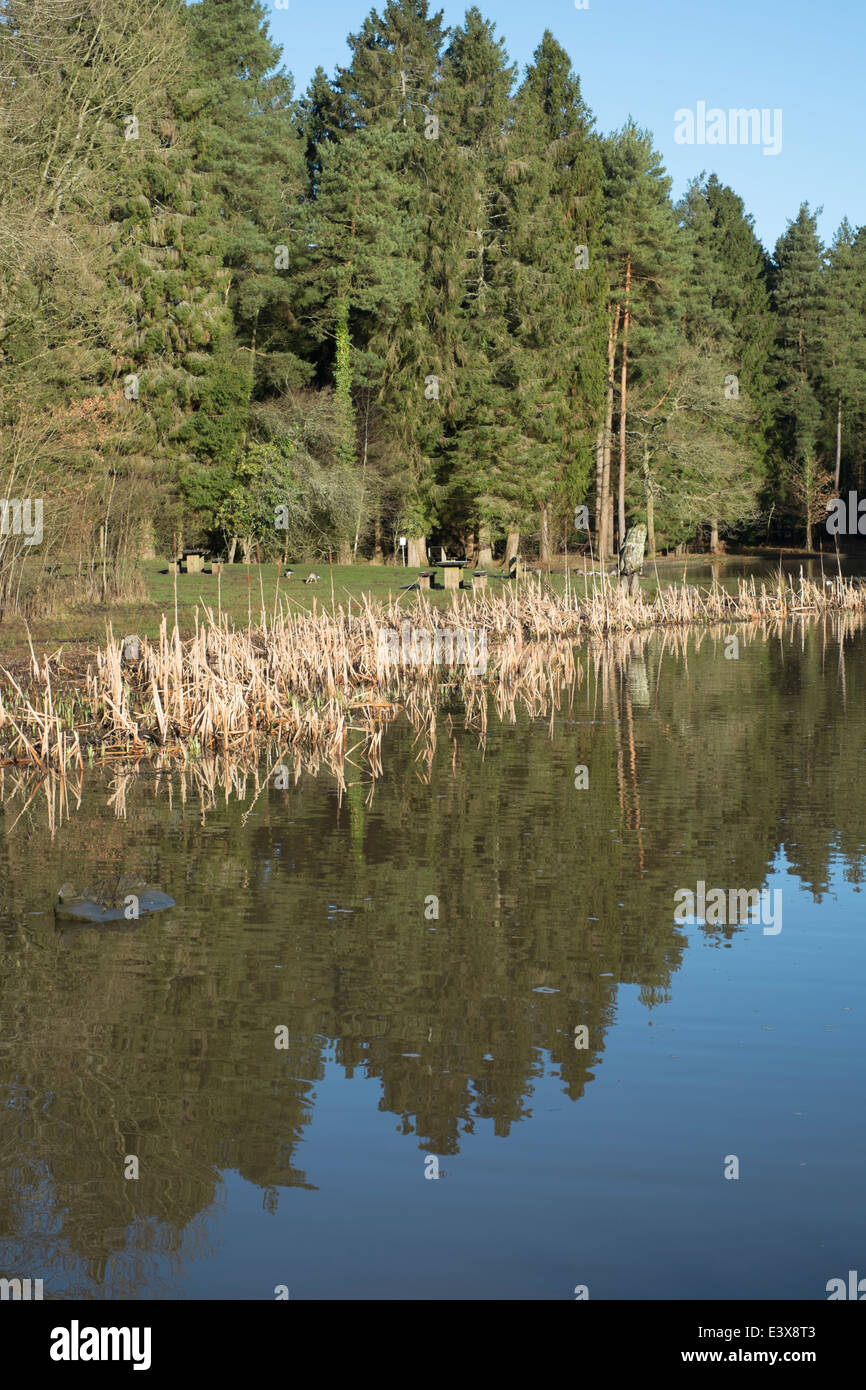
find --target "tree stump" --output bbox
[618,524,647,583]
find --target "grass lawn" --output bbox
[2,560,537,655]
[143,559,538,630]
[0,550,781,660]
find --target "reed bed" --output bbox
[0,573,863,776]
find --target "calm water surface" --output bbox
[1,616,864,1299]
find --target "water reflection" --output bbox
[1,614,864,1297]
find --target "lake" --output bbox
[1,612,864,1299]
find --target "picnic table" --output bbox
[437,559,471,591]
[169,549,209,575]
[410,560,495,591]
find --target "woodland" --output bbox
[1,0,865,613]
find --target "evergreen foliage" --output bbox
[1,0,864,583]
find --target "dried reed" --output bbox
[1,575,863,777]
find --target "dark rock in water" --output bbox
[54,876,175,923]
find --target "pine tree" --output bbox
[676,174,773,549]
[296,67,351,189]
[294,123,422,436]
[598,122,683,555]
[501,32,607,563]
[337,0,445,126]
[824,220,866,492]
[180,0,310,551]
[111,88,239,548]
[293,3,447,563]
[433,8,516,561]
[771,205,830,546]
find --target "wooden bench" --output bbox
[471,570,488,591]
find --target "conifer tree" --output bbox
[302,1,446,563]
[294,123,422,553]
[824,220,866,491]
[433,8,515,561]
[676,174,773,548]
[501,32,607,562]
[598,122,683,555]
[296,67,351,189]
[771,204,830,546]
[180,0,310,550]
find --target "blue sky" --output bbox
[265,0,865,254]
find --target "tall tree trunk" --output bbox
[240,310,258,454]
[337,541,352,564]
[601,305,621,557]
[460,529,476,564]
[804,452,817,550]
[407,535,427,567]
[709,518,720,554]
[372,513,384,564]
[539,505,550,564]
[335,297,356,470]
[227,537,238,564]
[618,254,631,550]
[504,530,520,566]
[643,446,655,559]
[139,516,156,562]
[353,395,371,559]
[835,391,843,491]
[594,426,605,551]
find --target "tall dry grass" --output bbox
[1,574,864,777]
